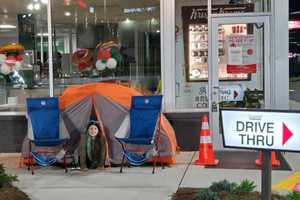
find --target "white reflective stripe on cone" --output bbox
[201,122,209,130]
[200,136,212,144]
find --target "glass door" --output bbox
[210,16,270,148]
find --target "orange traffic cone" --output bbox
[195,115,219,166]
[255,151,280,167]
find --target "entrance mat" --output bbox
[272,172,300,192]
[205,151,292,171]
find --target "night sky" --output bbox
[290,0,300,20]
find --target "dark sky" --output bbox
[290,0,300,20]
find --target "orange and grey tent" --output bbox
[59,82,177,165]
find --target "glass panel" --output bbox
[217,22,265,109]
[212,0,271,13]
[50,0,161,96]
[0,0,50,111]
[175,0,209,109]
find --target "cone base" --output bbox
[195,159,219,166]
[255,159,280,167]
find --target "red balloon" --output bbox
[98,50,111,60]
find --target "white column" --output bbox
[160,0,176,112]
[272,0,289,109]
[47,0,54,97]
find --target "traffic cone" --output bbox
[195,115,219,166]
[255,151,280,167]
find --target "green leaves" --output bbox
[195,189,220,200]
[0,164,18,188]
[210,179,238,193]
[234,179,256,194]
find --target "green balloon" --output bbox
[101,59,107,64]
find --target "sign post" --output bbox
[220,109,300,200]
[261,150,271,200]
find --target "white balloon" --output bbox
[0,54,6,64]
[0,63,12,75]
[106,58,117,69]
[95,60,106,71]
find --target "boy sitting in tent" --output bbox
[79,121,107,170]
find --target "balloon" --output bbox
[0,54,6,64]
[96,60,106,71]
[106,58,117,69]
[110,48,122,63]
[0,63,12,75]
[98,50,111,60]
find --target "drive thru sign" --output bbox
[221,109,300,200]
[221,109,300,152]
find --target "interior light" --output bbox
[27,3,34,10]
[125,18,131,23]
[40,0,48,4]
[34,3,41,10]
[0,24,17,29]
[64,11,71,16]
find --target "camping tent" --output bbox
[59,82,177,165]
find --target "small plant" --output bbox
[194,189,220,200]
[209,180,237,193]
[224,194,239,200]
[286,191,300,200]
[0,164,18,188]
[234,179,256,194]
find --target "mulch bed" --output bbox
[172,188,286,200]
[0,186,30,200]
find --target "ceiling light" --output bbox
[64,11,71,16]
[0,24,17,29]
[34,3,41,10]
[40,0,48,4]
[27,3,34,10]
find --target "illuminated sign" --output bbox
[221,109,300,152]
[123,7,157,14]
[289,21,300,29]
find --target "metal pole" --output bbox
[47,0,54,97]
[40,27,44,64]
[261,150,272,200]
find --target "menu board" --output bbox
[181,4,254,82]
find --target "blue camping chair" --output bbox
[115,95,163,174]
[26,97,68,174]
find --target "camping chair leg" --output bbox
[64,154,68,173]
[152,157,157,174]
[120,154,125,173]
[29,141,34,175]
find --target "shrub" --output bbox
[224,194,239,200]
[234,179,256,194]
[195,189,220,200]
[209,180,237,193]
[286,191,300,200]
[0,164,18,188]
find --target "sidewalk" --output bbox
[2,151,297,200]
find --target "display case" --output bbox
[182,4,254,82]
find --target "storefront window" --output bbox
[0,0,161,110]
[50,0,161,95]
[0,0,49,110]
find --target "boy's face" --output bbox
[88,125,99,137]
